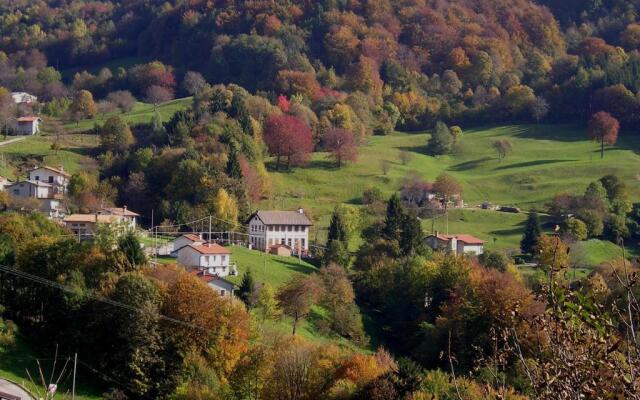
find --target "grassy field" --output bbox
[0,336,102,399]
[63,97,192,132]
[265,124,640,254]
[0,134,99,179]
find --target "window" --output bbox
[220,290,226,296]
[34,175,39,180]
[301,238,306,248]
[269,226,274,231]
[294,225,299,232]
[48,176,53,183]
[205,256,210,263]
[13,189,18,195]
[287,225,292,232]
[221,255,226,263]
[287,238,292,247]
[281,238,285,245]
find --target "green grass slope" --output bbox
[63,97,192,132]
[0,134,99,179]
[265,124,640,251]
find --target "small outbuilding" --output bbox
[15,116,40,135]
[269,244,292,257]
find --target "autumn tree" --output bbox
[323,128,357,167]
[255,283,281,321]
[432,173,462,211]
[398,150,412,165]
[145,85,174,108]
[100,116,134,153]
[70,89,97,120]
[277,275,324,335]
[209,188,239,230]
[587,111,619,159]
[106,91,136,112]
[183,71,208,96]
[263,115,314,170]
[492,139,513,161]
[0,87,15,136]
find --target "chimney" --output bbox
[123,205,127,213]
[298,208,304,214]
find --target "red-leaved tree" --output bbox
[587,111,619,159]
[323,128,358,167]
[263,115,314,170]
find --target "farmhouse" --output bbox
[27,165,70,195]
[11,92,37,104]
[176,243,233,277]
[170,234,204,255]
[247,209,312,255]
[15,116,41,135]
[5,180,63,217]
[190,270,235,298]
[100,206,140,229]
[425,232,485,256]
[63,214,122,239]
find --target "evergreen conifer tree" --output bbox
[237,270,256,308]
[521,210,542,255]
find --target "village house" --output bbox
[62,214,123,239]
[270,243,293,257]
[5,180,63,217]
[176,242,235,277]
[100,206,140,230]
[27,165,70,195]
[425,232,485,256]
[14,116,41,135]
[190,270,236,298]
[11,92,37,104]
[0,176,12,191]
[247,209,312,255]
[170,234,204,255]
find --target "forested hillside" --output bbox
[2,0,640,130]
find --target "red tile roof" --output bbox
[183,234,202,242]
[188,243,231,254]
[16,116,40,122]
[431,233,484,245]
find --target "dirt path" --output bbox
[0,137,26,147]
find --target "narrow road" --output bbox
[0,137,26,147]
[0,378,34,399]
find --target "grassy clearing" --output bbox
[0,134,99,179]
[265,123,640,256]
[63,97,192,132]
[0,336,102,399]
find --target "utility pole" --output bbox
[209,216,212,246]
[72,352,77,400]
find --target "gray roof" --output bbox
[250,210,312,226]
[7,179,52,188]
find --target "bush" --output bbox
[362,187,384,205]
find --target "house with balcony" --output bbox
[425,232,485,256]
[176,243,235,277]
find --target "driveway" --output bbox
[0,137,26,147]
[0,378,34,399]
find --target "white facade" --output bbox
[171,234,204,254]
[11,92,37,104]
[176,244,232,277]
[208,278,235,298]
[247,210,312,254]
[6,180,51,199]
[425,233,484,256]
[28,166,69,195]
[100,207,139,230]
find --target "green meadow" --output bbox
[265,124,640,257]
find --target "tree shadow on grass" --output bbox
[493,159,577,171]
[275,259,318,275]
[449,157,494,171]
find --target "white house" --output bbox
[27,165,70,195]
[176,243,233,277]
[62,214,123,239]
[11,92,37,104]
[0,176,13,191]
[5,180,63,217]
[171,234,204,255]
[247,209,312,255]
[100,207,140,230]
[425,233,485,256]
[191,270,236,298]
[15,116,41,135]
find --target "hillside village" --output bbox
[1,0,640,398]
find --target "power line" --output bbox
[0,265,208,333]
